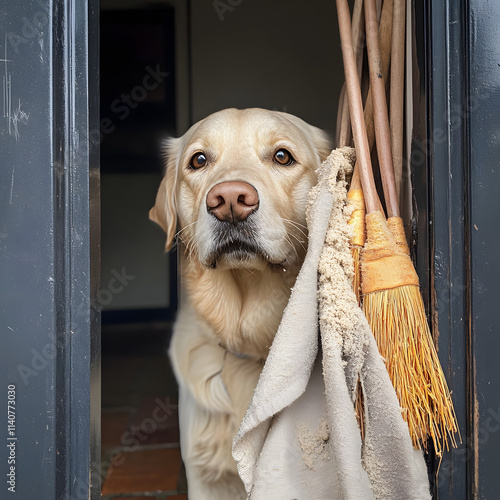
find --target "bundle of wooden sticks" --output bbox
[335,0,459,457]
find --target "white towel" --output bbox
[233,148,431,500]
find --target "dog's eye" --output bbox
[190,152,207,169]
[273,149,294,166]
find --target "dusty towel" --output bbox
[232,148,431,500]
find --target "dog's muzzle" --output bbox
[204,181,265,268]
[206,218,262,268]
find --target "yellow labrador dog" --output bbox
[150,108,331,499]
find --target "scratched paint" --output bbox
[1,35,29,141]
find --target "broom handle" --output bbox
[352,0,393,164]
[364,0,400,218]
[336,0,379,215]
[335,85,347,147]
[338,0,364,148]
[349,0,392,200]
[390,0,406,201]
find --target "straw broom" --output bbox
[337,0,458,456]
[361,0,458,455]
[346,0,393,304]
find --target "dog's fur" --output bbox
[150,108,331,499]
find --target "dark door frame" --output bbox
[1,0,100,498]
[424,0,500,498]
[51,0,101,497]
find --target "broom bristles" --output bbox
[363,284,459,456]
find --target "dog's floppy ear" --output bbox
[149,137,182,251]
[309,125,333,163]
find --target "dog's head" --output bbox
[150,108,331,271]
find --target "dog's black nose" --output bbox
[206,181,259,224]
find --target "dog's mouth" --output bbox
[205,220,279,269]
[209,240,262,267]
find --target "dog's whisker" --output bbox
[281,218,309,239]
[284,235,301,262]
[175,222,199,258]
[281,217,307,230]
[175,221,197,240]
[289,233,307,250]
[183,232,199,261]
[286,232,307,254]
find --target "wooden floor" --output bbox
[100,323,187,499]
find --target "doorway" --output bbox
[97,0,344,496]
[99,0,188,497]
